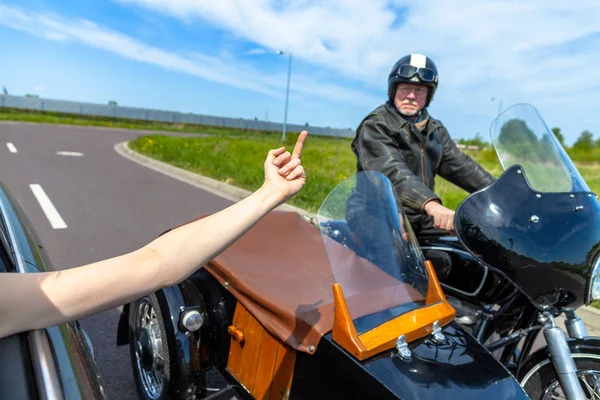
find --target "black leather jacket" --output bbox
[351,102,495,232]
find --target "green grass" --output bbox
[130,135,600,214]
[130,133,354,212]
[0,107,283,137]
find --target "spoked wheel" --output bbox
[129,294,171,400]
[521,354,600,400]
[541,370,600,400]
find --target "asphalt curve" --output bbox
[0,122,233,399]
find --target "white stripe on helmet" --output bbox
[409,54,427,68]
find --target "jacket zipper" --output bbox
[406,120,433,187]
[420,148,426,185]
[420,127,441,186]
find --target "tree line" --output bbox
[553,127,599,151]
[458,127,596,152]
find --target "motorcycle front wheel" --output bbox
[520,353,600,400]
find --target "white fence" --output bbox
[0,95,355,138]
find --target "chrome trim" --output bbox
[541,313,585,400]
[395,335,412,360]
[430,320,446,344]
[587,253,600,304]
[29,330,63,400]
[0,196,63,399]
[421,246,489,297]
[564,309,588,339]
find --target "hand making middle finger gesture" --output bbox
[263,130,308,201]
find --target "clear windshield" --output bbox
[491,103,590,193]
[317,171,435,334]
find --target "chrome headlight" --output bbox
[588,254,600,303]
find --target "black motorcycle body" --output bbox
[117,165,533,399]
[420,104,600,399]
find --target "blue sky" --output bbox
[0,0,599,145]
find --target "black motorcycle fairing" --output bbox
[290,322,528,399]
[455,165,600,309]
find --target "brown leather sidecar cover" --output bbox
[188,211,424,354]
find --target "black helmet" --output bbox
[388,54,439,107]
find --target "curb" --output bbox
[115,141,315,218]
[578,306,600,330]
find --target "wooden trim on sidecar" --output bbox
[331,283,368,358]
[332,260,456,361]
[226,303,296,399]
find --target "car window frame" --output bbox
[0,193,64,398]
[0,210,15,272]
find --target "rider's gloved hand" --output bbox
[424,200,455,232]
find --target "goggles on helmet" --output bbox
[396,65,436,83]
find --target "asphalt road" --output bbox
[0,122,233,399]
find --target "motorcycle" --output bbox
[420,103,600,399]
[117,165,529,399]
[116,103,597,400]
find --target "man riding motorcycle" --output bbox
[351,53,495,234]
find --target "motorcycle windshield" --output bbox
[491,103,590,192]
[317,171,433,334]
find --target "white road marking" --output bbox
[29,184,67,229]
[6,143,17,153]
[56,151,84,157]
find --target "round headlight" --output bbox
[588,254,600,303]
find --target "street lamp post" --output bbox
[277,51,292,142]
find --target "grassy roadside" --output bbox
[0,107,281,137]
[130,133,600,214]
[130,134,507,212]
[130,133,355,212]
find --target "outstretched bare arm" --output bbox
[0,131,307,339]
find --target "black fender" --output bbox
[518,336,600,381]
[292,322,529,399]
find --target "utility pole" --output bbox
[277,51,292,142]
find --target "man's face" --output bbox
[394,83,428,116]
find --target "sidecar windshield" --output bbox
[491,103,590,193]
[317,171,434,334]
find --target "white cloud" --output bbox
[0,3,379,108]
[244,47,268,55]
[114,0,600,118]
